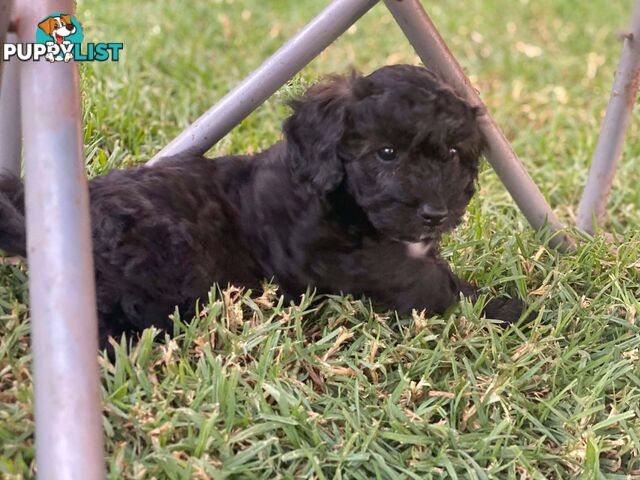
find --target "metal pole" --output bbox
[576,0,640,234]
[17,0,104,477]
[384,0,573,250]
[0,34,22,175]
[0,0,14,90]
[149,0,379,164]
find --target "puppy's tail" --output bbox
[0,174,26,257]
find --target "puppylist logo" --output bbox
[2,13,123,62]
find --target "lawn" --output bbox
[2,0,640,478]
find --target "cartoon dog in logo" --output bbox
[37,14,76,62]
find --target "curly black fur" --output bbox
[0,65,528,348]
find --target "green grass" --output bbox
[2,0,640,477]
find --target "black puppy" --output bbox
[0,65,527,347]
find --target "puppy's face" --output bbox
[284,65,486,242]
[342,66,485,242]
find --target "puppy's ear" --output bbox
[283,74,358,192]
[61,15,73,26]
[38,17,55,36]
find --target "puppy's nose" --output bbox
[418,204,448,227]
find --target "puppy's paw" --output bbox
[482,297,536,327]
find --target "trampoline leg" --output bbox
[17,0,104,478]
[0,34,22,175]
[384,0,573,250]
[576,0,640,234]
[149,0,379,163]
[0,0,14,91]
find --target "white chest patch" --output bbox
[404,241,433,259]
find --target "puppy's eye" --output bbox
[448,147,459,160]
[376,147,398,162]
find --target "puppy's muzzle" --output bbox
[418,203,448,227]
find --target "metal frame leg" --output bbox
[576,0,640,234]
[16,0,104,477]
[384,0,572,250]
[0,34,22,175]
[149,0,379,163]
[0,0,15,91]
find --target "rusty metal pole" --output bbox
[576,0,640,234]
[0,34,22,175]
[0,0,15,90]
[383,0,573,250]
[16,0,105,478]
